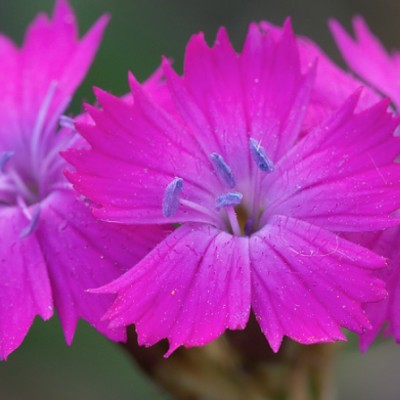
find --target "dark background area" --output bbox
[0,0,400,398]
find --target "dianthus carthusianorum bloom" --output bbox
[257,21,382,132]
[331,18,400,349]
[331,17,400,110]
[0,0,166,360]
[67,20,400,355]
[350,226,400,351]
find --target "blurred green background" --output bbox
[1,0,400,398]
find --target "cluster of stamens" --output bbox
[162,137,274,236]
[0,81,76,238]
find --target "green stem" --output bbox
[121,320,339,400]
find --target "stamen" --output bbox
[162,177,183,217]
[0,151,14,173]
[46,95,72,137]
[215,192,243,210]
[210,153,236,188]
[40,131,80,179]
[31,81,58,164]
[9,171,36,204]
[20,206,41,238]
[179,198,215,218]
[50,182,72,191]
[225,206,242,236]
[244,218,254,236]
[249,138,274,172]
[59,115,76,130]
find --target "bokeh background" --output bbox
[1,0,400,398]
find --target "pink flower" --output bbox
[0,0,166,360]
[329,17,400,350]
[349,226,400,351]
[66,20,400,355]
[259,21,382,133]
[330,17,400,109]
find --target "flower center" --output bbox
[0,82,76,237]
[162,138,274,236]
[0,152,54,206]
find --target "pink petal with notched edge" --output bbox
[94,223,251,356]
[330,17,400,109]
[134,64,177,115]
[241,20,314,161]
[0,0,108,151]
[66,20,400,355]
[0,0,161,360]
[349,226,400,351]
[65,82,221,226]
[17,0,109,139]
[250,215,386,352]
[66,20,316,223]
[164,19,313,173]
[180,27,251,180]
[0,207,53,360]
[35,190,168,345]
[265,96,400,231]
[260,20,382,132]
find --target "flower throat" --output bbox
[162,138,274,236]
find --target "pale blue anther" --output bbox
[162,177,183,217]
[0,151,14,173]
[215,191,243,210]
[249,138,274,172]
[59,115,75,130]
[210,153,236,188]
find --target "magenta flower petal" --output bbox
[0,1,109,359]
[250,215,386,352]
[348,226,400,351]
[241,20,316,159]
[65,82,220,225]
[67,21,400,354]
[95,224,251,356]
[0,1,167,359]
[21,0,109,131]
[330,17,400,109]
[0,208,53,360]
[35,190,166,344]
[136,65,176,113]
[266,97,400,231]
[0,0,109,149]
[259,20,382,132]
